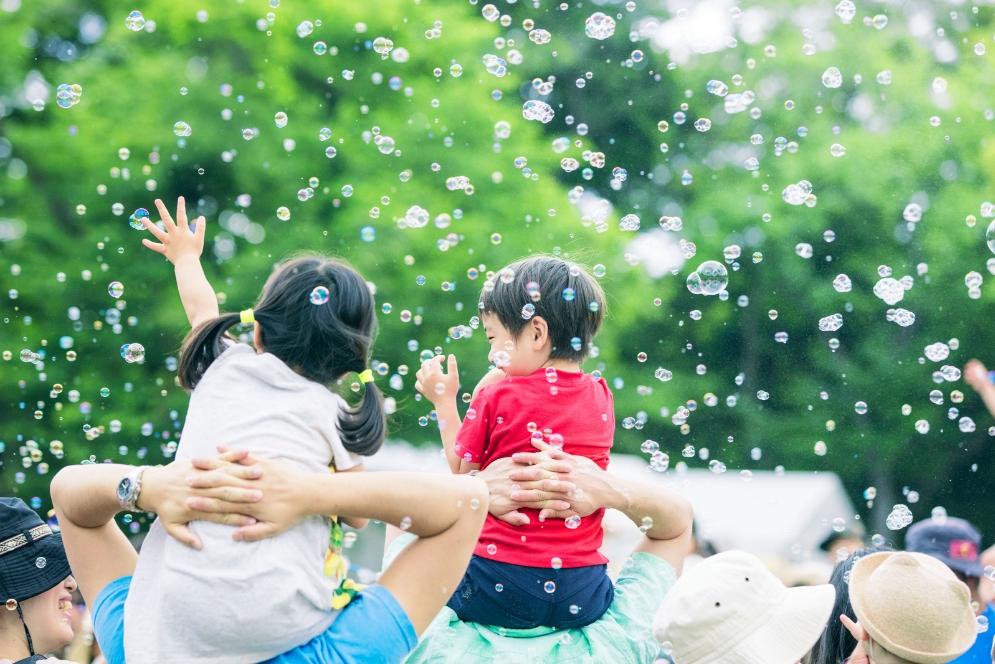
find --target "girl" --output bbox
[125,197,384,662]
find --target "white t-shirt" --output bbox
[124,343,362,664]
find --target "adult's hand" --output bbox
[184,449,311,542]
[510,440,623,521]
[476,456,574,526]
[139,448,262,549]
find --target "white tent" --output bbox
[360,442,858,569]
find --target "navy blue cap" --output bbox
[905,516,984,578]
[0,498,72,603]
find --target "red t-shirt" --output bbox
[456,367,615,568]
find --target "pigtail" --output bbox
[177,312,242,390]
[336,379,386,456]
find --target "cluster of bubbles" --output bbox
[55,83,83,109]
[686,261,729,296]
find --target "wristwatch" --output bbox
[116,467,148,512]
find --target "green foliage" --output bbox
[2,0,995,542]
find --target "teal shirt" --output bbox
[384,537,677,664]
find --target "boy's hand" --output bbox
[415,354,460,407]
[142,196,207,265]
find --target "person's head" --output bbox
[848,551,976,664]
[0,499,77,656]
[478,256,605,375]
[905,516,983,607]
[653,550,835,664]
[807,545,892,664]
[178,255,385,455]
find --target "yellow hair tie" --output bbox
[240,308,255,324]
[357,369,374,384]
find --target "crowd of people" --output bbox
[2,197,995,663]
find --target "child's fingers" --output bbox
[154,198,176,230]
[141,239,167,255]
[176,196,187,227]
[414,380,424,394]
[840,614,862,640]
[446,354,458,374]
[142,218,168,241]
[195,512,257,528]
[194,215,206,240]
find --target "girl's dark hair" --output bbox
[806,544,893,664]
[479,255,606,362]
[177,255,385,456]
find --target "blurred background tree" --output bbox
[2,0,994,542]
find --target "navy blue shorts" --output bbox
[447,555,614,629]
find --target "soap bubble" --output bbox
[129,207,150,230]
[55,83,83,109]
[108,281,124,299]
[986,220,995,254]
[818,314,844,332]
[274,111,288,128]
[309,286,330,305]
[372,37,394,58]
[120,343,145,364]
[173,121,192,137]
[522,100,555,124]
[125,10,146,31]
[886,504,914,530]
[696,261,728,295]
[584,12,616,40]
[821,67,843,88]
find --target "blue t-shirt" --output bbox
[950,604,995,664]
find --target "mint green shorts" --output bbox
[384,535,677,663]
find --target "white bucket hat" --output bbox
[849,551,977,664]
[653,550,835,664]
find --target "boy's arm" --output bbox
[416,355,480,474]
[142,197,218,328]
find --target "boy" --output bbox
[416,255,615,629]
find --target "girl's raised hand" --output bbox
[142,196,207,265]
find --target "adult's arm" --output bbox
[489,441,693,571]
[49,453,259,611]
[185,454,490,636]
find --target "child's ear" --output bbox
[531,316,549,348]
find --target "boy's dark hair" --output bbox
[177,255,385,456]
[479,255,606,362]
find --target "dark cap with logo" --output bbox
[905,515,984,578]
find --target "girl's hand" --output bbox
[415,354,460,407]
[184,449,311,542]
[139,449,262,549]
[142,196,207,265]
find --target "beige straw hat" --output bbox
[652,550,835,664]
[848,551,977,664]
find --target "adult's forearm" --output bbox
[304,471,485,537]
[173,255,219,326]
[50,464,129,528]
[599,474,692,541]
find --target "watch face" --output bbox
[117,477,134,503]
